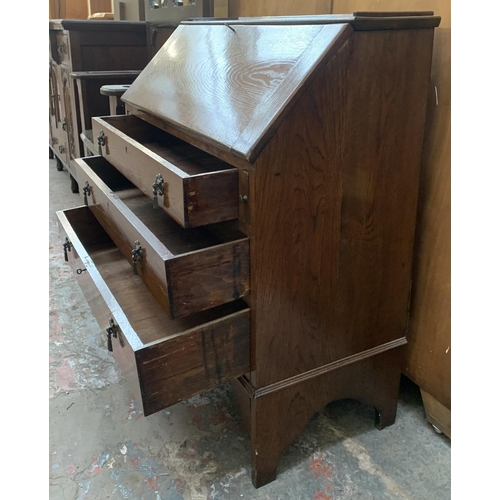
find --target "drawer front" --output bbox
[92,115,239,228]
[50,124,69,165]
[56,206,251,416]
[55,33,70,65]
[74,156,250,319]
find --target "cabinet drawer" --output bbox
[55,33,70,65]
[92,114,239,228]
[56,206,251,416]
[74,156,250,319]
[50,129,69,161]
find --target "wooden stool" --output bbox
[100,84,131,116]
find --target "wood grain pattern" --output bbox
[92,115,239,227]
[121,23,351,162]
[74,156,249,319]
[124,105,254,170]
[137,310,251,415]
[57,206,251,416]
[251,28,434,387]
[333,0,451,412]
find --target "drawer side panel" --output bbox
[167,240,250,318]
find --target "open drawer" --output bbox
[57,206,251,416]
[73,156,249,319]
[91,114,239,228]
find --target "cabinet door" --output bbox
[60,65,80,161]
[49,62,69,165]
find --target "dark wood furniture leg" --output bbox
[70,175,79,193]
[249,346,403,488]
[56,156,64,171]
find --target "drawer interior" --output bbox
[100,114,234,175]
[80,155,136,192]
[64,207,249,346]
[82,155,245,256]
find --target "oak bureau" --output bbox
[56,11,441,487]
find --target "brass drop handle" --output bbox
[131,241,143,275]
[82,181,92,206]
[106,318,118,352]
[239,194,248,202]
[152,174,164,209]
[63,237,72,262]
[97,130,106,155]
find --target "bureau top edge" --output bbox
[182,11,441,30]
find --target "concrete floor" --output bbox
[49,160,451,500]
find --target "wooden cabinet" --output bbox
[57,12,440,488]
[49,19,148,191]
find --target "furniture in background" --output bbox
[49,0,88,20]
[71,70,141,156]
[57,12,440,487]
[49,19,148,192]
[144,0,229,59]
[88,0,113,17]
[100,84,132,116]
[49,0,113,19]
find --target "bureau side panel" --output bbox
[251,29,434,387]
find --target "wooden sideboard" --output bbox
[56,12,440,488]
[49,19,148,192]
